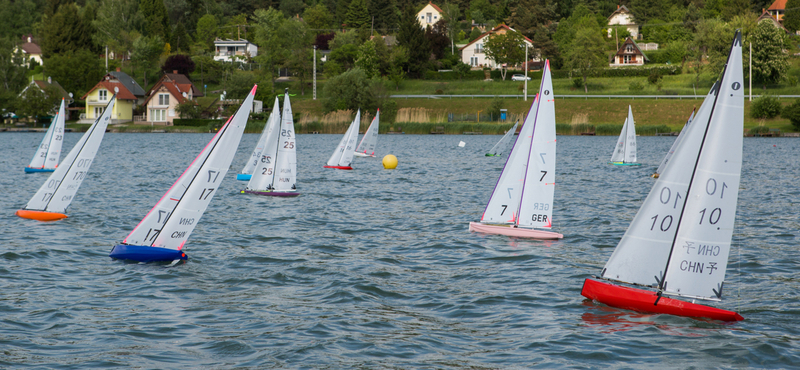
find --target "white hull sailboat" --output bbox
[242,91,299,197]
[110,86,257,263]
[324,110,360,170]
[608,106,640,166]
[16,97,115,221]
[582,31,745,321]
[353,110,379,157]
[485,120,519,157]
[469,60,563,240]
[25,98,66,173]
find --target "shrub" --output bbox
[487,98,503,119]
[750,95,782,119]
[781,98,800,130]
[629,81,644,91]
[647,70,662,85]
[572,77,583,89]
[172,119,223,127]
[176,101,201,119]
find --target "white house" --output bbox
[607,5,639,40]
[459,24,534,69]
[14,34,43,67]
[609,37,649,67]
[213,38,258,62]
[417,2,443,28]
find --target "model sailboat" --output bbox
[324,109,360,170]
[110,86,257,263]
[25,98,66,173]
[485,120,519,157]
[608,106,640,166]
[16,97,115,221]
[652,109,695,178]
[236,104,276,181]
[469,60,563,240]
[242,91,299,197]
[354,110,379,157]
[582,31,745,321]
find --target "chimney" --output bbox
[173,70,178,74]
[617,5,620,9]
[116,67,121,72]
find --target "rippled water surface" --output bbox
[1,132,799,368]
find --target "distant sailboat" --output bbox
[324,110,360,170]
[469,60,563,240]
[236,102,276,181]
[242,91,299,197]
[16,97,115,221]
[652,109,695,178]
[582,31,745,321]
[485,120,519,157]
[109,86,257,263]
[354,110,379,158]
[608,106,641,166]
[25,98,66,173]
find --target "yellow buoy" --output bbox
[382,154,398,169]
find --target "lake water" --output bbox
[2,132,798,368]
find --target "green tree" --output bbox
[322,67,376,112]
[564,19,605,93]
[92,0,144,68]
[751,20,789,88]
[17,84,61,121]
[176,100,201,119]
[468,0,496,23]
[532,24,560,68]
[396,5,430,77]
[781,99,800,130]
[39,3,95,57]
[195,14,219,51]
[783,0,800,33]
[441,2,460,54]
[171,22,192,52]
[303,3,333,33]
[140,0,171,40]
[0,38,28,108]
[483,31,526,80]
[43,50,104,97]
[453,61,471,80]
[690,18,732,81]
[355,40,378,78]
[131,35,164,88]
[0,0,41,38]
[281,19,315,95]
[280,0,306,18]
[253,7,287,93]
[387,45,408,90]
[371,0,398,34]
[506,0,555,37]
[345,0,370,29]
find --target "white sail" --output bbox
[273,93,297,192]
[355,110,379,156]
[480,95,539,224]
[662,33,743,301]
[23,97,114,213]
[486,120,519,156]
[601,85,718,287]
[246,98,281,191]
[623,106,637,163]
[655,110,695,176]
[240,102,276,175]
[610,118,628,162]
[28,99,66,169]
[123,87,255,249]
[517,61,556,229]
[326,110,360,167]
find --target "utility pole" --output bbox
[524,43,528,101]
[313,45,317,100]
[105,45,108,73]
[749,42,752,102]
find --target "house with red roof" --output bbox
[767,0,787,22]
[142,72,199,125]
[80,69,146,124]
[459,24,534,69]
[417,2,443,28]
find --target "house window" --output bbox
[470,56,479,67]
[94,107,104,117]
[158,93,169,106]
[98,90,107,101]
[151,109,166,122]
[626,45,633,53]
[623,55,632,64]
[475,43,483,53]
[426,13,432,23]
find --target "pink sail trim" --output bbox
[468,222,563,240]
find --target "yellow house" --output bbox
[80,70,145,124]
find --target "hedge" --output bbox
[424,69,544,81]
[172,119,224,127]
[551,65,681,79]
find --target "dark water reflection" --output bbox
[1,132,798,368]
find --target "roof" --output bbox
[758,10,789,31]
[148,72,203,97]
[426,2,443,13]
[608,5,632,19]
[458,24,533,51]
[614,37,650,62]
[142,80,193,106]
[33,80,71,101]
[108,71,145,97]
[81,80,138,100]
[214,38,257,46]
[768,0,787,11]
[20,42,41,55]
